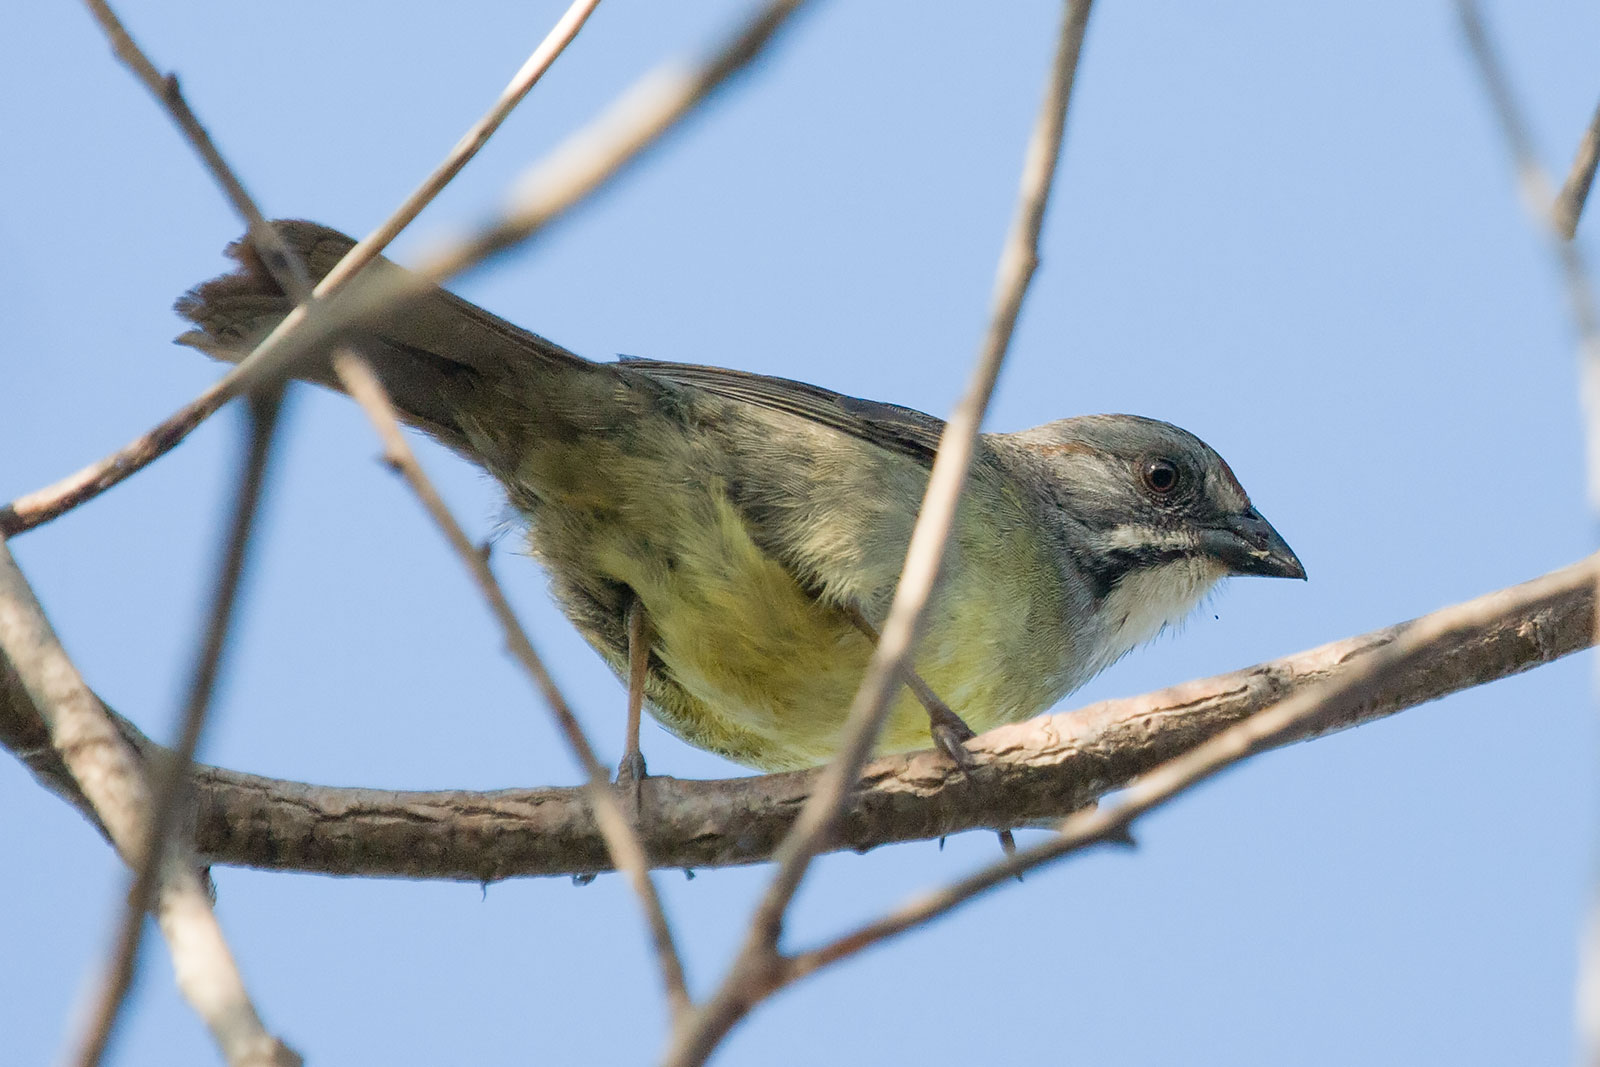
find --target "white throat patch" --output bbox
[1092,556,1225,673]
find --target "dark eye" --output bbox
[1141,458,1181,495]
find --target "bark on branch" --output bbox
[2,556,1591,882]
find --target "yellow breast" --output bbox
[587,488,1054,771]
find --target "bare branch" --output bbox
[332,351,690,1017]
[0,382,232,537]
[0,0,808,539]
[1556,97,1600,241]
[1455,0,1600,351]
[310,0,604,300]
[0,554,1587,883]
[78,0,310,295]
[0,541,299,1067]
[665,3,1097,1061]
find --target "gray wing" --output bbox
[618,359,947,467]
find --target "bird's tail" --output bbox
[174,220,595,458]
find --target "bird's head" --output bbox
[1005,413,1303,659]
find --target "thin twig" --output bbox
[0,0,605,533]
[79,0,317,301]
[68,0,613,1047]
[308,0,604,301]
[1556,97,1600,241]
[333,352,690,1017]
[0,382,231,535]
[0,541,299,1067]
[0,0,807,538]
[1455,1,1600,348]
[663,3,1095,1063]
[781,550,1600,983]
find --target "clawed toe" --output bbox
[930,719,979,774]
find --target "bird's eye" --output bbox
[1141,458,1181,495]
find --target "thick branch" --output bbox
[4,557,1590,882]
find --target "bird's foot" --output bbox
[615,748,648,824]
[928,709,979,775]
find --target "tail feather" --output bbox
[174,219,592,456]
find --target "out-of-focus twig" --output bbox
[310,0,604,300]
[85,390,285,1067]
[0,541,299,1067]
[64,0,619,1048]
[662,3,1096,1063]
[0,0,807,538]
[1555,97,1600,241]
[333,351,690,1017]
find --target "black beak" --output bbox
[1200,507,1306,580]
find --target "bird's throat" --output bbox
[1093,557,1226,671]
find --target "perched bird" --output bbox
[176,221,1304,775]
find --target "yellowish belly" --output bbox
[587,491,1041,771]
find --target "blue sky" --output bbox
[3,1,1598,1063]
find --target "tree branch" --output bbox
[4,555,1588,883]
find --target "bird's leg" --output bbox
[844,604,1016,856]
[616,595,652,817]
[841,605,979,770]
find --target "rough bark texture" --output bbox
[2,559,1591,881]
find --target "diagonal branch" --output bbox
[1556,96,1600,241]
[0,540,299,1067]
[332,352,690,1017]
[309,0,604,301]
[84,390,285,1067]
[665,3,1097,1062]
[0,0,607,536]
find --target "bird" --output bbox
[175,220,1305,777]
